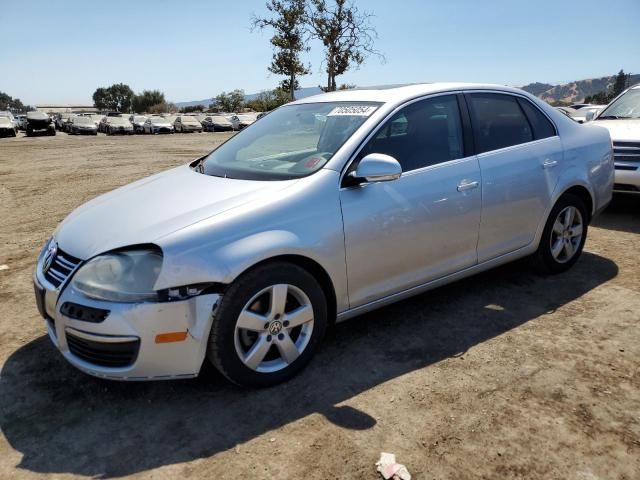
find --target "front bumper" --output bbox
[33,248,221,381]
[152,126,173,133]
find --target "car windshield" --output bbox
[149,116,166,123]
[0,117,11,125]
[74,117,94,125]
[598,88,640,119]
[133,116,146,122]
[109,117,128,125]
[238,114,256,121]
[201,102,381,180]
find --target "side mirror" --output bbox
[350,153,402,183]
[585,111,596,122]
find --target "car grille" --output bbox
[613,141,640,168]
[43,248,82,288]
[66,331,140,368]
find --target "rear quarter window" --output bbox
[517,98,556,140]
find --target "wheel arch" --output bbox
[229,254,338,325]
[558,184,594,223]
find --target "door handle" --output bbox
[457,180,479,192]
[543,159,558,169]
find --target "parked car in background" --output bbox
[144,116,174,134]
[231,113,259,130]
[590,83,640,195]
[105,116,134,135]
[554,106,575,118]
[15,114,28,130]
[569,103,593,110]
[26,111,56,136]
[90,114,105,127]
[174,116,203,133]
[570,105,606,124]
[130,115,147,134]
[70,115,98,135]
[62,114,78,133]
[33,83,613,387]
[202,114,234,132]
[0,111,19,131]
[0,116,17,137]
[56,113,73,130]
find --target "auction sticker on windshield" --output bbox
[327,105,378,116]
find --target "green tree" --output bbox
[244,88,291,111]
[308,0,383,92]
[214,90,245,112]
[132,90,166,113]
[0,91,33,112]
[253,0,310,101]
[611,69,627,98]
[179,104,206,113]
[92,83,135,112]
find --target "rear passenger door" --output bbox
[465,92,561,262]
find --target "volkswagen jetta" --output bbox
[33,83,614,387]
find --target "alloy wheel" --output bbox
[550,206,583,263]
[234,284,314,373]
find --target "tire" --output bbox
[532,193,588,274]
[208,262,328,388]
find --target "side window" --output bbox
[359,95,464,172]
[468,93,533,153]
[517,98,556,140]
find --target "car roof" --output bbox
[290,82,531,105]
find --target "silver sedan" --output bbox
[34,83,614,387]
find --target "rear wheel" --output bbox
[208,262,327,387]
[532,193,588,274]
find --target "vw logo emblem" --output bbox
[268,321,283,335]
[43,242,57,273]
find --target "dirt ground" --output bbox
[0,131,638,479]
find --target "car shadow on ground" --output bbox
[592,195,640,234]
[0,252,617,478]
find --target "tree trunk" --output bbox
[290,72,296,101]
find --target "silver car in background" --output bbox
[144,116,174,134]
[130,115,147,134]
[174,115,203,133]
[202,114,234,132]
[69,116,98,135]
[231,113,259,130]
[33,83,613,387]
[105,116,134,135]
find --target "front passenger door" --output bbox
[340,94,482,308]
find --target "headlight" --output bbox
[71,249,163,302]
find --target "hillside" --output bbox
[521,74,640,103]
[176,86,322,108]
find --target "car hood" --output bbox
[55,164,297,259]
[593,119,640,141]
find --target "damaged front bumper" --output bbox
[34,255,221,381]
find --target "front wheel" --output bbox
[532,193,588,274]
[208,262,328,387]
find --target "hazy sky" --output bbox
[2,0,639,105]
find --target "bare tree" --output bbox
[253,0,310,101]
[308,0,383,92]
